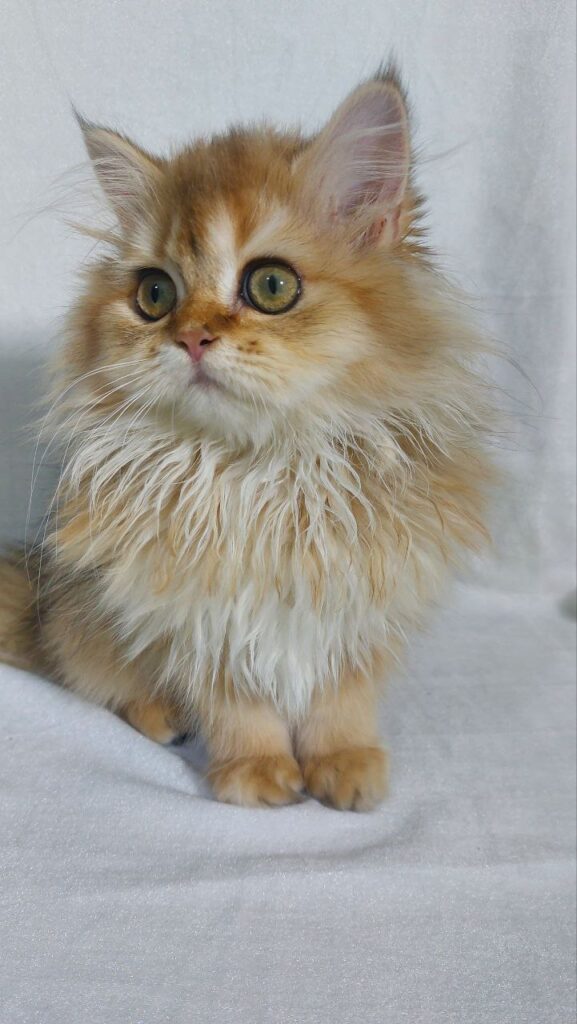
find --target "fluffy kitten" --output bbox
[0,67,493,809]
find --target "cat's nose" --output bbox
[176,328,218,363]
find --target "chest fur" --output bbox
[56,429,446,713]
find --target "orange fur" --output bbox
[0,553,44,673]
[0,68,495,808]
[295,666,387,811]
[121,697,183,744]
[200,679,304,806]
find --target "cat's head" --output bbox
[68,68,436,446]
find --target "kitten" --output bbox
[0,67,493,809]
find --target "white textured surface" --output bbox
[0,2,575,1022]
[1,587,575,1023]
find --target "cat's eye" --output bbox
[135,270,177,321]
[241,260,301,315]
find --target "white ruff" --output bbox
[55,405,448,718]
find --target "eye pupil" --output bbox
[151,283,160,303]
[268,274,278,295]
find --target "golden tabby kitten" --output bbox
[0,67,492,809]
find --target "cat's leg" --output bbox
[295,668,388,811]
[41,591,185,743]
[200,686,304,807]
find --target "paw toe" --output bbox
[303,746,388,811]
[209,754,305,807]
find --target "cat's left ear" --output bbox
[77,115,164,235]
[295,69,411,249]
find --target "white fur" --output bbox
[238,205,295,264]
[52,388,453,719]
[205,207,239,306]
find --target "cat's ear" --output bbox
[295,69,411,248]
[76,114,164,235]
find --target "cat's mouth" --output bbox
[190,363,225,394]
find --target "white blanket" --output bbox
[1,586,575,1023]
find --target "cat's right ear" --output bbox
[76,114,164,235]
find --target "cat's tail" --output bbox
[0,551,42,673]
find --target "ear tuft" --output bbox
[295,69,411,248]
[75,111,163,234]
[372,59,410,106]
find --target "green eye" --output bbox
[242,260,301,315]
[135,270,177,321]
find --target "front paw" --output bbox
[121,698,184,745]
[303,746,388,811]
[208,754,305,807]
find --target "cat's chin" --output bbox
[160,351,319,445]
[171,382,274,446]
[190,365,226,394]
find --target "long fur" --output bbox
[0,70,495,805]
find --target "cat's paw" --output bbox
[303,746,388,811]
[209,754,305,807]
[121,698,183,745]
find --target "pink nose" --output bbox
[176,328,218,363]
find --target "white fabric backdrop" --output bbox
[0,2,575,1022]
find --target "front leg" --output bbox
[295,668,388,811]
[200,687,304,807]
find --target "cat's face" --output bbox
[70,71,423,443]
